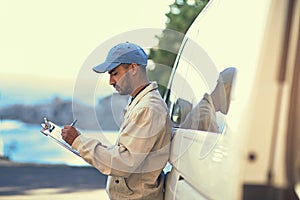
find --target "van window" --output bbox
[169,57,208,127]
[167,39,231,133]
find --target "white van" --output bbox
[164,0,300,199]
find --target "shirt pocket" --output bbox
[109,176,134,196]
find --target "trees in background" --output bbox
[148,0,209,95]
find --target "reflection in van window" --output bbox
[180,67,236,133]
[168,58,209,128]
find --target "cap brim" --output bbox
[93,62,121,73]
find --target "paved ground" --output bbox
[0,160,109,200]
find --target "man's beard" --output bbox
[114,75,132,95]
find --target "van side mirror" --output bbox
[171,98,192,127]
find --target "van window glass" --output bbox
[168,40,235,133]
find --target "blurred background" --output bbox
[0,0,209,165]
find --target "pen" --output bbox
[70,119,77,126]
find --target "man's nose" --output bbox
[109,75,115,85]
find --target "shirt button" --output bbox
[115,179,119,184]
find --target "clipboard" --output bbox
[40,117,80,157]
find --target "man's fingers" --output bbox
[61,126,78,145]
[63,125,71,129]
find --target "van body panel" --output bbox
[164,0,300,199]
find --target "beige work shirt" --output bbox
[72,82,172,199]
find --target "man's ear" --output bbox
[131,63,138,75]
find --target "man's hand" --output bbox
[61,125,79,146]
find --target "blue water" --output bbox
[0,76,117,165]
[0,120,118,166]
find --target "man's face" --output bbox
[108,64,132,95]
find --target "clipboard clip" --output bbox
[40,117,81,157]
[40,117,55,136]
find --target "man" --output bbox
[180,67,236,132]
[61,42,172,199]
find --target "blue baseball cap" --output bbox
[93,42,148,73]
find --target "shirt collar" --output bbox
[126,81,158,109]
[129,83,150,105]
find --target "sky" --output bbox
[0,0,173,79]
[0,0,174,104]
